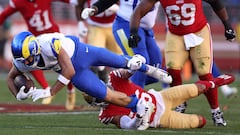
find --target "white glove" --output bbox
[32,87,51,102]
[78,21,88,37]
[81,8,96,20]
[16,86,35,101]
[127,54,146,71]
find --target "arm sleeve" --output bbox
[0,5,16,25]
[120,115,137,129]
[92,0,118,14]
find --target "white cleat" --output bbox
[146,65,173,84]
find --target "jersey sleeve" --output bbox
[50,38,62,57]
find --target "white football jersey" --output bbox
[13,33,75,73]
[117,0,160,29]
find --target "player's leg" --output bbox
[160,110,206,128]
[112,17,148,88]
[191,25,226,126]
[87,26,110,83]
[212,62,237,98]
[144,29,165,85]
[65,82,76,110]
[165,31,189,113]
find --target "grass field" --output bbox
[0,71,239,135]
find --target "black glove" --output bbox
[225,27,236,42]
[223,20,236,42]
[128,29,141,48]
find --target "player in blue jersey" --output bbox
[7,32,172,129]
[81,0,164,88]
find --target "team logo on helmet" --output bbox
[22,36,40,59]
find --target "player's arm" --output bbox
[91,0,118,15]
[128,0,157,48]
[204,0,236,41]
[81,0,118,20]
[0,5,17,25]
[7,66,23,97]
[50,48,75,96]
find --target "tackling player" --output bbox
[84,69,235,130]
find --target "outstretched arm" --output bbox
[204,0,236,41]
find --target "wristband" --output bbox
[58,74,70,85]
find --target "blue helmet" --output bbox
[11,31,40,58]
[11,31,41,66]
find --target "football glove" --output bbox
[81,8,96,20]
[78,21,88,38]
[128,29,141,48]
[16,86,35,101]
[32,87,51,102]
[225,27,236,42]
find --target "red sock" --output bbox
[30,70,49,89]
[195,80,213,92]
[199,73,219,109]
[67,82,74,92]
[167,69,182,86]
[198,116,207,128]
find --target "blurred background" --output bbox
[0,0,239,73]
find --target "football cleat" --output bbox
[212,110,227,126]
[220,85,238,98]
[175,102,187,113]
[213,74,235,88]
[145,65,173,84]
[65,91,76,111]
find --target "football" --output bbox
[14,74,34,93]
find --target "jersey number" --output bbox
[166,3,196,26]
[29,10,52,31]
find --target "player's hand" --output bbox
[78,21,88,38]
[225,27,236,42]
[128,30,141,48]
[32,87,51,102]
[81,8,96,20]
[127,54,146,70]
[16,86,35,101]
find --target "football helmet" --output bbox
[11,31,40,66]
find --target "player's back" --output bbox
[160,0,207,35]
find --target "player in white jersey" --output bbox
[7,32,172,130]
[81,0,165,88]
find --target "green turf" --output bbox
[0,71,239,135]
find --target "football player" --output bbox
[7,31,172,130]
[129,0,235,126]
[80,0,165,88]
[75,0,122,85]
[84,69,235,130]
[0,0,77,109]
